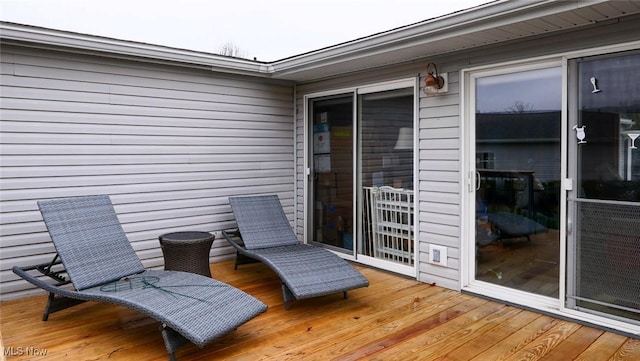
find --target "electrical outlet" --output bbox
[428,244,447,267]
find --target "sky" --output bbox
[0,0,491,61]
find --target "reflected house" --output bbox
[1,0,640,344]
[476,111,561,228]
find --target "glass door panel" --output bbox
[358,88,415,268]
[474,66,562,297]
[311,95,354,252]
[567,52,640,324]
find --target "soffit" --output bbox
[270,0,640,82]
[1,1,639,83]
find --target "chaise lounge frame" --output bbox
[223,195,369,310]
[13,195,267,360]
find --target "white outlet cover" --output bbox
[428,244,448,267]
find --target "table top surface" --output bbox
[159,231,214,242]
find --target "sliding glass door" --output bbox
[566,51,640,324]
[467,51,639,330]
[358,87,415,274]
[471,64,562,297]
[308,80,416,276]
[310,94,354,250]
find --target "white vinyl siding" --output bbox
[0,45,294,299]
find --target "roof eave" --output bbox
[0,22,274,77]
[269,0,615,81]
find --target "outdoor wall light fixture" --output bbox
[424,62,447,96]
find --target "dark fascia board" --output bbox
[0,0,624,82]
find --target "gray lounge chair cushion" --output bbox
[80,269,266,347]
[229,195,300,250]
[38,195,145,290]
[227,195,369,302]
[249,244,369,299]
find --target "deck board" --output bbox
[1,259,637,360]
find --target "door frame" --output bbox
[302,78,419,277]
[460,57,567,312]
[460,41,640,336]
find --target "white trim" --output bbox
[302,77,418,278]
[5,1,635,82]
[462,58,563,292]
[460,41,640,336]
[357,255,415,277]
[465,281,639,337]
[357,79,416,95]
[0,22,273,76]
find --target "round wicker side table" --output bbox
[159,231,215,277]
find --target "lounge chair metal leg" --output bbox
[43,292,86,321]
[282,283,295,311]
[161,325,189,361]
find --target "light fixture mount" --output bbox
[424,62,446,96]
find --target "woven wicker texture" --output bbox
[81,270,266,347]
[228,195,369,300]
[38,195,145,290]
[30,195,267,349]
[160,232,215,277]
[229,195,300,249]
[250,245,370,299]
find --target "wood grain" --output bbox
[1,259,637,360]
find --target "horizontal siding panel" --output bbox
[1,176,293,201]
[1,132,292,145]
[419,149,459,160]
[10,51,291,93]
[419,160,460,171]
[420,116,460,129]
[419,180,459,193]
[0,45,295,299]
[419,263,459,280]
[418,232,460,249]
[419,222,459,238]
[0,144,293,155]
[418,104,460,119]
[418,202,460,216]
[419,191,460,205]
[1,98,292,117]
[1,108,290,126]
[420,211,459,227]
[1,169,291,190]
[419,127,459,139]
[0,153,293,166]
[419,170,459,182]
[0,161,292,178]
[419,138,459,150]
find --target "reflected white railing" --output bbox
[363,186,414,266]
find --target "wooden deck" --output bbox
[2,259,638,360]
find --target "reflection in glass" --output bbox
[475,66,562,297]
[569,52,640,324]
[359,89,415,266]
[577,52,640,201]
[311,95,354,251]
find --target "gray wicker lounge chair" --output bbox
[222,195,369,310]
[13,195,267,361]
